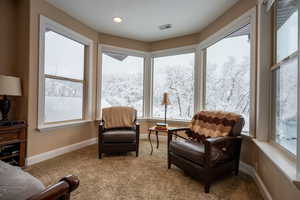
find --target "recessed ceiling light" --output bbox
[113,17,123,23]
[159,24,172,30]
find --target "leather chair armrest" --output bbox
[135,123,140,132]
[204,136,243,167]
[135,122,140,128]
[168,128,191,141]
[99,120,105,133]
[135,123,140,138]
[27,175,79,200]
[168,127,190,132]
[205,136,242,145]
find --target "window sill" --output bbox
[138,118,191,124]
[252,139,300,190]
[37,120,93,132]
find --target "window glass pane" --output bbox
[153,53,195,120]
[276,0,298,62]
[45,78,83,123]
[275,58,298,155]
[45,31,85,80]
[205,24,251,132]
[101,52,144,116]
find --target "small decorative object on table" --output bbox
[160,92,171,126]
[0,75,22,121]
[155,122,168,131]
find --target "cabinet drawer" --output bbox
[0,131,19,143]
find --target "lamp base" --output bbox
[0,95,10,121]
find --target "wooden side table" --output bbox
[0,122,27,167]
[148,126,175,155]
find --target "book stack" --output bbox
[155,123,168,131]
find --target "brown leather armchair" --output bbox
[98,107,140,159]
[167,111,244,193]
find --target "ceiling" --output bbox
[46,0,239,42]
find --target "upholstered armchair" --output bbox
[167,111,244,193]
[98,106,140,159]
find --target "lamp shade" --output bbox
[0,75,22,96]
[161,92,170,105]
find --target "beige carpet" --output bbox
[27,136,263,200]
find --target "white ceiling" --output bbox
[46,0,239,42]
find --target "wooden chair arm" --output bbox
[27,175,79,200]
[168,127,191,132]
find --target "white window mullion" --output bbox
[249,8,257,137]
[143,55,152,119]
[193,46,202,113]
[198,49,206,112]
[297,0,300,178]
[96,45,103,120]
[256,0,275,141]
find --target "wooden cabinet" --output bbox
[0,122,27,167]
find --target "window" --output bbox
[204,24,252,132]
[273,0,298,154]
[101,51,144,116]
[152,52,195,120]
[38,16,93,129]
[44,31,85,123]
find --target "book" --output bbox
[156,123,167,127]
[155,127,168,131]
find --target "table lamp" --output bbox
[161,92,170,125]
[0,75,22,121]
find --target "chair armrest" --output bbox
[168,127,190,132]
[99,120,105,133]
[204,136,243,167]
[205,136,242,145]
[168,127,190,133]
[204,136,242,152]
[27,175,79,200]
[167,128,191,142]
[135,122,140,127]
[135,122,140,132]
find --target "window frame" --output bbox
[150,46,198,121]
[38,15,94,131]
[298,0,300,178]
[199,8,257,136]
[270,1,299,157]
[97,44,148,119]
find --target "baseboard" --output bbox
[240,162,273,200]
[27,137,97,166]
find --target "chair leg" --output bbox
[235,168,239,176]
[98,134,102,159]
[204,183,210,193]
[136,141,139,157]
[168,158,171,169]
[98,143,102,159]
[235,159,240,176]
